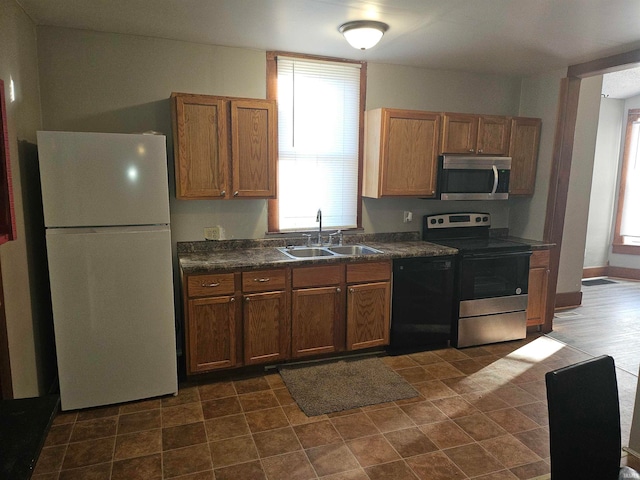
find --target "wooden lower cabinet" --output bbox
[527,249,550,326]
[187,296,238,373]
[183,272,240,375]
[291,265,345,358]
[182,261,392,375]
[243,290,290,365]
[346,262,392,350]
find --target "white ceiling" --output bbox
[15,0,640,97]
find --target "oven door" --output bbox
[458,250,531,302]
[454,250,531,348]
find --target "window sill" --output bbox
[612,243,640,255]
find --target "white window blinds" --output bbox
[276,56,361,231]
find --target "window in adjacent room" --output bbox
[613,108,640,254]
[266,52,366,232]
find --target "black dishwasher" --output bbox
[389,256,456,352]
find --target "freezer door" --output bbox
[46,226,177,410]
[37,131,170,227]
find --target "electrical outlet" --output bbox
[204,226,224,240]
[403,211,413,223]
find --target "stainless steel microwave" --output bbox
[437,155,511,200]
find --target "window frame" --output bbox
[266,51,366,233]
[613,108,640,255]
[0,78,16,246]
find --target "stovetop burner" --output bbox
[422,212,531,254]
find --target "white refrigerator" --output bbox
[37,131,178,411]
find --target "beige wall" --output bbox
[37,27,525,240]
[584,97,623,269]
[19,24,571,391]
[508,69,565,241]
[0,0,48,397]
[556,75,602,293]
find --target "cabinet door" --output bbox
[292,286,343,358]
[527,250,550,326]
[172,94,229,199]
[477,115,510,155]
[509,117,542,196]
[382,110,440,197]
[346,281,391,350]
[441,113,478,154]
[243,291,290,365]
[231,99,277,198]
[187,295,237,373]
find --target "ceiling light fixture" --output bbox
[339,20,389,50]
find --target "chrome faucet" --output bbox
[316,209,322,245]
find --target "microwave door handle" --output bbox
[491,165,499,195]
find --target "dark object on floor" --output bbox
[0,394,60,479]
[545,355,640,480]
[582,278,617,286]
[278,357,418,416]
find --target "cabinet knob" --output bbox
[336,287,341,293]
[469,149,475,153]
[201,282,220,288]
[349,288,354,293]
[230,297,235,303]
[245,297,250,302]
[220,190,226,196]
[478,149,483,153]
[233,191,239,197]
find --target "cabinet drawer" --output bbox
[347,261,391,284]
[187,273,235,298]
[530,249,550,268]
[293,265,344,288]
[242,269,287,293]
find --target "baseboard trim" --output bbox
[609,266,640,281]
[582,266,609,278]
[555,291,583,309]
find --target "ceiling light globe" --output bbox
[339,21,389,50]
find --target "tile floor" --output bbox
[31,334,637,479]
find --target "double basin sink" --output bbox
[277,244,383,259]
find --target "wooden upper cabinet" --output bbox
[509,117,542,196]
[172,94,228,199]
[231,99,277,198]
[363,108,441,198]
[171,93,276,200]
[441,113,510,155]
[477,115,511,155]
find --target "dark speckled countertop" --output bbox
[178,232,457,275]
[177,231,553,275]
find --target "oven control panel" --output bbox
[425,213,490,229]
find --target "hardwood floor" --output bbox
[548,278,640,376]
[546,277,640,445]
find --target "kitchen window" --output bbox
[613,108,640,254]
[266,52,366,232]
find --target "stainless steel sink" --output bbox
[277,247,335,258]
[277,244,383,259]
[327,245,382,255]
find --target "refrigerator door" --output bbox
[37,131,170,228]
[46,225,177,410]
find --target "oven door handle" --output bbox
[491,165,499,195]
[463,250,532,260]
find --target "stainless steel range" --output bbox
[423,213,532,348]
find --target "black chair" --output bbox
[545,355,640,480]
